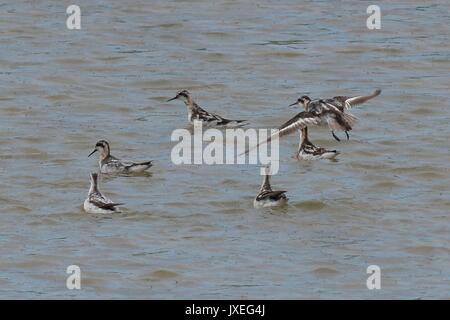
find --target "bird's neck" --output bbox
[99,148,109,161]
[89,181,99,194]
[261,175,272,192]
[300,127,310,144]
[184,97,195,110]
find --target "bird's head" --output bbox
[88,140,110,158]
[289,95,311,108]
[167,90,191,103]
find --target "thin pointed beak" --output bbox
[88,149,97,157]
[167,96,178,102]
[288,102,298,107]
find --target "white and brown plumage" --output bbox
[290,89,381,141]
[83,173,123,214]
[167,90,248,127]
[254,171,288,208]
[245,109,344,155]
[325,89,381,112]
[88,140,153,174]
[289,97,357,142]
[297,127,339,160]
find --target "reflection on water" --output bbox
[0,0,449,299]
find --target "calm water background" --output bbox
[0,0,449,299]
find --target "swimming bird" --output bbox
[289,96,357,142]
[88,140,153,174]
[83,173,123,214]
[167,90,248,127]
[254,170,288,208]
[296,127,339,160]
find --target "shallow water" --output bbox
[0,0,449,299]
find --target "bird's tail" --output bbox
[343,112,357,128]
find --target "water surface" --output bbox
[0,0,449,299]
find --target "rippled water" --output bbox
[0,0,449,299]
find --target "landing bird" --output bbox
[167,90,248,127]
[254,170,288,208]
[289,97,357,142]
[88,140,153,174]
[83,173,124,214]
[296,127,339,160]
[290,89,381,141]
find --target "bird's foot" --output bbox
[332,131,341,142]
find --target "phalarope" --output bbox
[254,170,288,208]
[84,173,123,214]
[289,89,381,141]
[167,90,248,127]
[289,96,357,142]
[88,140,153,174]
[296,127,339,160]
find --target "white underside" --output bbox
[253,197,288,208]
[298,150,339,160]
[83,199,118,214]
[100,163,151,174]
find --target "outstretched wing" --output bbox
[278,111,322,138]
[243,111,321,155]
[333,89,381,110]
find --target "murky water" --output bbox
[0,0,449,299]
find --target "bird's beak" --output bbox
[88,149,97,157]
[288,102,298,107]
[167,96,178,102]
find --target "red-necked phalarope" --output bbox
[289,96,357,142]
[297,127,339,160]
[289,89,381,141]
[84,173,123,214]
[254,170,288,208]
[88,140,153,174]
[167,90,248,127]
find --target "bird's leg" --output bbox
[345,131,350,140]
[332,131,341,142]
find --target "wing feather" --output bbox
[340,89,381,109]
[243,111,321,155]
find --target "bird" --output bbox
[289,89,381,141]
[243,109,344,155]
[88,140,153,174]
[83,173,124,214]
[289,96,357,142]
[167,90,248,127]
[254,169,288,208]
[296,127,339,160]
